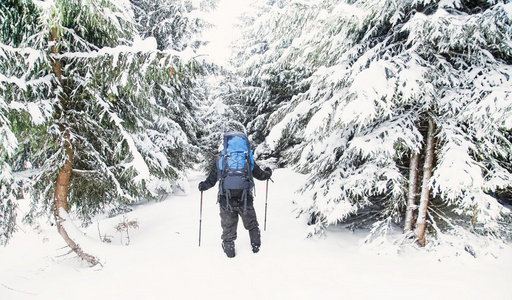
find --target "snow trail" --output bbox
[1,169,511,299]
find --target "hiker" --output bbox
[198,132,272,258]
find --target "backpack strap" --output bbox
[242,189,248,215]
[224,189,233,212]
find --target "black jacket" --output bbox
[200,161,271,210]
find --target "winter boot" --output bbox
[222,240,236,258]
[249,228,261,253]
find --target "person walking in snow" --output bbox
[198,132,272,258]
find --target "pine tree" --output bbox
[235,0,512,244]
[0,71,19,245]
[1,0,212,261]
[0,0,41,245]
[231,0,315,152]
[130,0,216,51]
[195,70,248,169]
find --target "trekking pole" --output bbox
[198,191,203,246]
[264,178,274,231]
[264,179,269,231]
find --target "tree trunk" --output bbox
[415,117,436,247]
[404,151,420,234]
[50,27,100,266]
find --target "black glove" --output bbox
[264,167,272,180]
[198,181,207,192]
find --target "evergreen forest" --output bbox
[1,0,512,264]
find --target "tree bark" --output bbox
[404,151,420,234]
[50,27,100,266]
[415,117,436,247]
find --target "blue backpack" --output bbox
[217,132,255,211]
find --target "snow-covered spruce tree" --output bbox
[0,104,18,245]
[128,0,221,177]
[130,0,216,51]
[412,0,512,243]
[0,61,19,246]
[130,0,234,170]
[2,0,210,264]
[0,78,18,245]
[0,0,41,245]
[236,0,512,244]
[231,0,315,153]
[195,70,249,169]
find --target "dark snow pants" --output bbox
[219,206,260,248]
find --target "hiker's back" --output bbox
[217,132,255,192]
[196,131,272,257]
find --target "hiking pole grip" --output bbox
[199,191,203,247]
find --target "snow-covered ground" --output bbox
[1,168,511,299]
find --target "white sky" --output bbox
[200,0,252,63]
